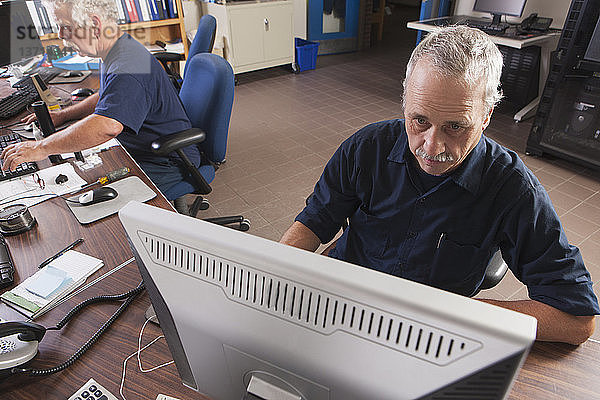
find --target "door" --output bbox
[263,3,293,62]
[229,7,264,67]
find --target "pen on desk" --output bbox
[39,238,84,269]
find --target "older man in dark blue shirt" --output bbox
[281,26,598,345]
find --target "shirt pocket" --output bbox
[350,207,390,259]
[428,235,487,297]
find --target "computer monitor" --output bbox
[0,0,45,68]
[120,201,537,400]
[473,0,527,26]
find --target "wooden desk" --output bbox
[0,73,208,398]
[1,79,600,400]
[407,17,561,122]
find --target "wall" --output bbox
[454,0,571,29]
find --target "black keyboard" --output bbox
[13,66,63,89]
[0,234,15,289]
[0,133,39,181]
[0,82,40,120]
[464,19,509,34]
[429,16,510,35]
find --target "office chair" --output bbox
[151,53,249,231]
[305,194,508,294]
[154,14,217,91]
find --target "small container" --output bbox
[295,38,319,72]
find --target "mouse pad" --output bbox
[48,70,92,84]
[67,176,156,224]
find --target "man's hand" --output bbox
[20,109,66,127]
[1,141,47,171]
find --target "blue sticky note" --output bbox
[25,266,73,299]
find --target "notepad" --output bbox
[0,250,103,319]
[25,266,73,298]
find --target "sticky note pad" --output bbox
[25,266,73,299]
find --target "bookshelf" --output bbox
[39,0,189,58]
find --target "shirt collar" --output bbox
[387,121,486,195]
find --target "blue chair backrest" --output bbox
[184,14,217,80]
[179,53,234,164]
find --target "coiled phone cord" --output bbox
[11,281,145,376]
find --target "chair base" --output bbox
[205,216,251,231]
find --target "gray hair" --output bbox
[44,0,118,27]
[403,25,504,114]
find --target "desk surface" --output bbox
[1,77,600,400]
[407,16,561,49]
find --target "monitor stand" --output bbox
[243,375,302,400]
[145,304,159,325]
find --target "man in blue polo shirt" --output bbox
[1,0,199,201]
[281,26,599,345]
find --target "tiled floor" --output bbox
[194,7,600,339]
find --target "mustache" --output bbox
[415,147,455,163]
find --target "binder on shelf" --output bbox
[146,0,159,20]
[25,1,44,36]
[114,0,127,24]
[138,0,152,22]
[33,0,52,34]
[124,0,139,22]
[132,0,146,22]
[172,0,178,18]
[155,0,167,20]
[119,0,131,23]
[165,0,176,19]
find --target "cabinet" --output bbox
[202,0,294,74]
[40,0,189,57]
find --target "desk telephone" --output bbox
[0,281,144,377]
[0,320,46,374]
[520,13,553,32]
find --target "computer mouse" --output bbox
[71,88,94,98]
[65,71,84,78]
[78,187,118,206]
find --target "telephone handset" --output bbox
[0,321,46,371]
[0,282,144,378]
[520,13,553,32]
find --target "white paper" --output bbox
[64,55,94,63]
[7,250,103,314]
[0,163,87,208]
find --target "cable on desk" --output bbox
[119,317,174,400]
[47,283,145,331]
[11,281,145,377]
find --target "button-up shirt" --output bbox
[296,119,599,315]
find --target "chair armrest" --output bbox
[151,128,212,195]
[153,52,185,63]
[151,128,206,156]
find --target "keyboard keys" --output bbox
[0,133,39,181]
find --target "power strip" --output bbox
[68,378,119,400]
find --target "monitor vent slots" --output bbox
[139,232,482,365]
